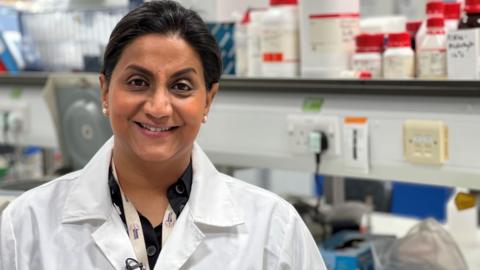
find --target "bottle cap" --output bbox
[406,20,422,35]
[241,9,250,25]
[427,17,445,28]
[387,32,411,48]
[355,33,384,53]
[444,2,461,19]
[426,2,444,16]
[270,0,297,5]
[465,0,480,13]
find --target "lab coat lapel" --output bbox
[154,143,245,270]
[154,204,205,270]
[62,137,136,269]
[92,211,136,270]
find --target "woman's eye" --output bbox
[127,78,149,88]
[172,82,192,92]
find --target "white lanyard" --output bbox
[111,160,177,270]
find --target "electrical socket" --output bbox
[287,114,341,156]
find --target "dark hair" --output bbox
[101,0,222,90]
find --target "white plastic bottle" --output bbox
[417,17,447,79]
[416,1,444,53]
[383,32,415,79]
[247,9,266,77]
[261,0,299,77]
[299,0,360,78]
[234,10,249,77]
[444,2,461,33]
[352,33,384,78]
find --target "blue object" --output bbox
[390,182,453,222]
[320,231,375,270]
[315,173,324,197]
[207,23,235,75]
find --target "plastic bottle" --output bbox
[444,2,461,32]
[416,1,444,52]
[417,17,447,79]
[234,10,249,77]
[352,33,384,78]
[383,32,415,79]
[459,0,480,29]
[407,20,422,50]
[299,0,360,78]
[261,0,299,77]
[247,9,267,77]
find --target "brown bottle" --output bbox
[459,0,480,29]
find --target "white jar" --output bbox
[417,17,447,79]
[247,9,267,77]
[444,2,461,33]
[261,0,299,78]
[299,0,360,78]
[352,33,384,78]
[383,32,415,79]
[234,12,248,77]
[416,1,444,53]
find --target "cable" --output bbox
[310,131,328,209]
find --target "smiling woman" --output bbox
[0,1,326,270]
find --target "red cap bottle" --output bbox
[387,32,411,48]
[270,0,297,5]
[355,33,384,53]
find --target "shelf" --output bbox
[221,76,480,97]
[0,73,480,97]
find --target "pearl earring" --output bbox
[202,115,208,123]
[102,102,108,116]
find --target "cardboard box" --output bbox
[447,29,480,80]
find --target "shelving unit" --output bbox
[1,73,480,188]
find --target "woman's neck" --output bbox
[112,147,191,196]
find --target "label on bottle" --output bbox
[261,27,299,63]
[383,54,415,79]
[417,49,447,78]
[352,57,382,78]
[308,13,359,54]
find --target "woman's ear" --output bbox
[205,82,219,115]
[99,74,109,116]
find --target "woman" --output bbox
[0,1,326,269]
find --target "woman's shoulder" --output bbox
[2,170,82,221]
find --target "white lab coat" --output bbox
[0,137,326,270]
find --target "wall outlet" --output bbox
[287,114,341,156]
[403,119,448,165]
[343,117,369,172]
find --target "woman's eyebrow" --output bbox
[171,67,197,79]
[125,64,154,77]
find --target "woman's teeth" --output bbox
[139,123,172,132]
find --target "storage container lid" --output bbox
[444,2,461,19]
[387,32,411,48]
[426,2,444,15]
[406,20,422,35]
[427,17,444,28]
[356,33,384,52]
[465,0,480,13]
[270,0,297,5]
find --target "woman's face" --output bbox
[100,34,218,164]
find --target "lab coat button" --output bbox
[146,245,157,256]
[175,184,185,195]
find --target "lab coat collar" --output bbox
[61,137,245,228]
[189,142,244,227]
[62,137,114,223]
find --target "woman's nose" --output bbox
[144,88,173,119]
